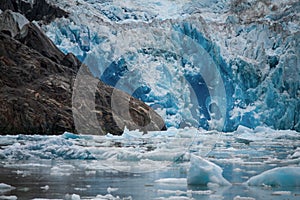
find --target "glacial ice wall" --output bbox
[43,0,299,132]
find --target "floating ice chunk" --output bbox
[121,127,144,139]
[155,178,187,185]
[0,183,15,193]
[14,170,31,177]
[91,194,132,200]
[74,187,87,191]
[157,189,186,195]
[65,194,80,200]
[233,196,255,200]
[0,196,18,200]
[188,190,213,195]
[40,185,49,191]
[32,199,63,200]
[62,132,93,140]
[0,183,15,189]
[236,125,254,134]
[71,194,80,200]
[157,189,213,196]
[62,132,82,139]
[247,167,300,187]
[187,155,231,186]
[289,148,300,159]
[107,187,118,194]
[50,165,75,176]
[271,191,291,196]
[154,196,192,200]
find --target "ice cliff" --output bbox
[41,0,300,132]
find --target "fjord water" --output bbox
[0,127,300,199]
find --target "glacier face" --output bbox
[43,0,299,132]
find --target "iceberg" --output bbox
[0,196,17,200]
[0,183,15,193]
[247,167,300,187]
[187,154,231,186]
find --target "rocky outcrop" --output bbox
[0,10,166,135]
[0,0,68,23]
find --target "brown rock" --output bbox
[0,0,68,24]
[0,10,166,135]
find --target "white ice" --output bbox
[187,154,231,186]
[0,126,300,199]
[0,196,17,200]
[233,196,256,200]
[247,167,300,187]
[0,183,15,193]
[155,178,187,185]
[43,0,300,132]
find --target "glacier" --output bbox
[0,0,299,199]
[42,0,300,132]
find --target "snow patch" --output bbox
[0,10,29,37]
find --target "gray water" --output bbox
[1,160,300,200]
[1,128,300,199]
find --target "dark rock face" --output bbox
[0,31,76,135]
[0,0,68,23]
[0,10,166,135]
[17,23,66,63]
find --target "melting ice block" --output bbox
[187,154,231,186]
[0,183,15,193]
[247,166,300,187]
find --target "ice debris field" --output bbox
[1,126,300,199]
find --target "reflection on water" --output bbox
[0,127,300,199]
[1,161,300,199]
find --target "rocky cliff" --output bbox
[0,0,68,23]
[0,8,166,135]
